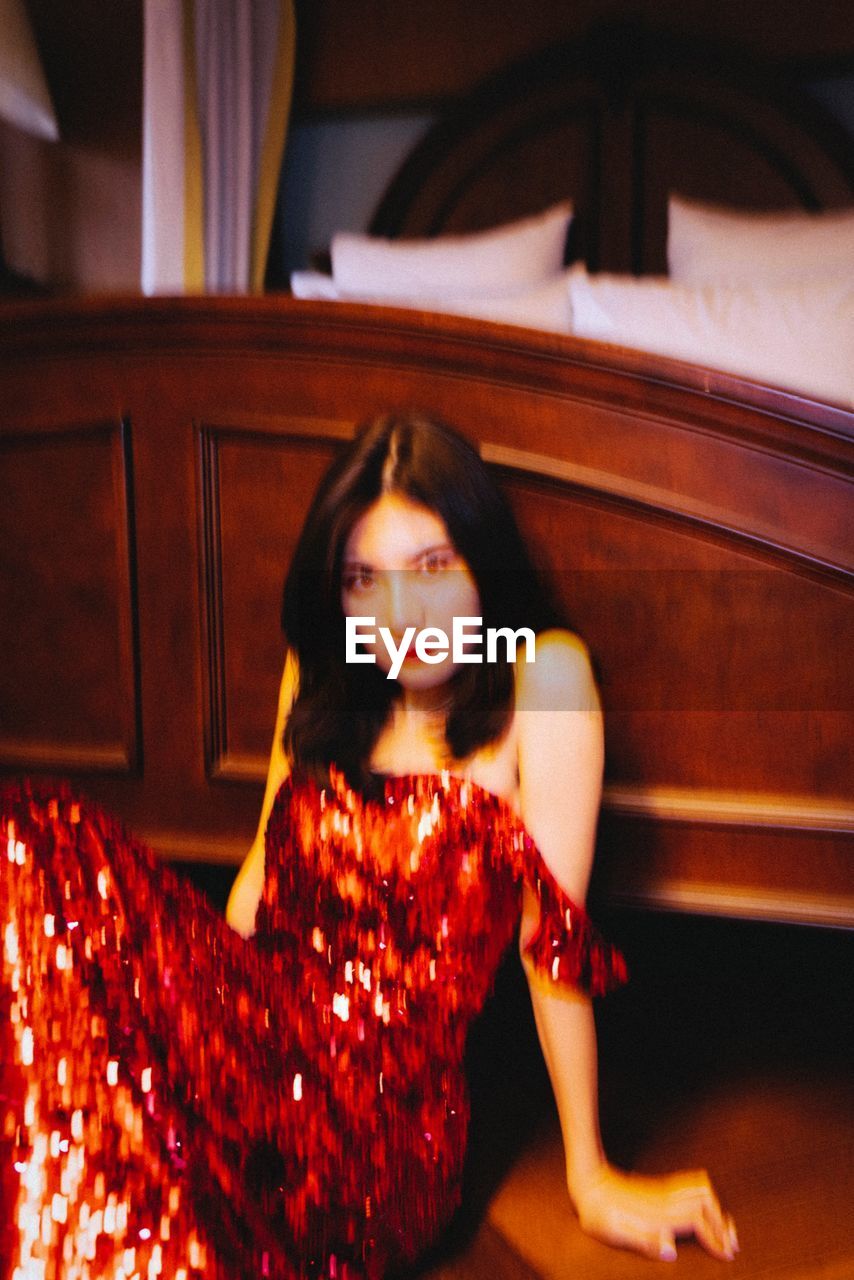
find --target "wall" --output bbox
[292,0,854,110]
[0,1,142,292]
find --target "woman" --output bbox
[0,414,736,1278]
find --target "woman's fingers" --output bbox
[691,1200,735,1260]
[699,1193,739,1260]
[728,1216,740,1255]
[664,1181,738,1261]
[632,1229,677,1262]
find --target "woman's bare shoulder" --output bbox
[281,646,300,700]
[225,649,298,938]
[511,629,604,901]
[515,628,600,712]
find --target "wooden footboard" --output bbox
[1,296,851,925]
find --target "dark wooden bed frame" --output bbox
[370,18,854,267]
[1,21,852,929]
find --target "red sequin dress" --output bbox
[1,768,626,1280]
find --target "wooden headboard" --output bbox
[370,19,854,272]
[1,297,851,928]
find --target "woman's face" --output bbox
[341,492,481,691]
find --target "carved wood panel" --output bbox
[198,420,351,780]
[0,419,139,773]
[506,470,852,778]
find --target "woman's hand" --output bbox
[569,1162,739,1262]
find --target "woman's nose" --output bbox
[382,570,422,632]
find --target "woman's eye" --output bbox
[420,552,451,574]
[343,570,375,593]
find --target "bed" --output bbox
[295,21,854,405]
[0,19,852,1276]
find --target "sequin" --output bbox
[1,771,626,1279]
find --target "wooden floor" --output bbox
[183,868,852,1280]
[410,914,853,1280]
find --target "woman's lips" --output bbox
[402,644,449,665]
[388,636,450,665]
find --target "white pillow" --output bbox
[330,202,572,299]
[668,194,854,286]
[568,270,854,407]
[290,270,340,300]
[291,267,575,334]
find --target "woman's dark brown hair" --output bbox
[281,413,566,791]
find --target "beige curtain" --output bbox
[142,0,295,294]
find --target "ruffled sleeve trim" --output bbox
[491,802,627,997]
[521,853,628,996]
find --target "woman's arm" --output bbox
[225,649,297,938]
[515,632,738,1262]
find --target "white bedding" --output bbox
[291,199,854,408]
